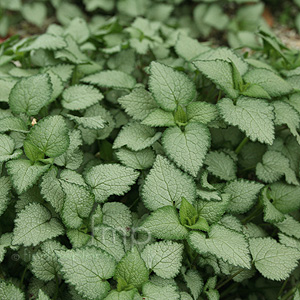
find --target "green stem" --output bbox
[241,202,262,225]
[53,274,59,300]
[281,282,300,300]
[216,269,244,290]
[235,137,249,155]
[19,265,28,289]
[278,278,289,298]
[216,90,222,102]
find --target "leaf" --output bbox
[81,70,136,90]
[224,179,264,214]
[104,290,137,300]
[66,114,107,129]
[114,247,149,290]
[40,168,65,213]
[113,122,162,151]
[186,102,218,125]
[0,177,11,216]
[0,117,28,133]
[64,18,90,44]
[24,33,67,51]
[193,60,238,99]
[188,225,251,269]
[62,84,103,110]
[60,180,94,229]
[142,109,176,127]
[204,151,237,181]
[175,34,210,62]
[142,155,196,211]
[141,241,183,279]
[0,281,25,300]
[180,197,198,226]
[244,68,293,98]
[0,79,16,103]
[37,290,50,300]
[6,159,50,194]
[273,101,300,144]
[269,182,300,213]
[102,202,132,237]
[118,87,158,121]
[141,206,189,240]
[275,215,300,239]
[182,269,203,300]
[22,2,46,27]
[9,74,52,115]
[116,148,155,170]
[142,282,180,300]
[149,61,196,111]
[31,240,66,281]
[12,203,64,246]
[88,224,125,261]
[249,237,300,280]
[217,97,275,145]
[162,123,210,177]
[0,134,22,162]
[256,150,298,185]
[85,164,139,202]
[57,247,116,300]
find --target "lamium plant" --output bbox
[0,4,300,300]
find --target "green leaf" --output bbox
[269,182,300,213]
[175,34,210,62]
[180,197,198,226]
[81,70,136,90]
[185,216,210,232]
[67,229,90,248]
[275,215,300,239]
[22,2,46,27]
[197,48,248,75]
[142,282,180,300]
[193,60,238,99]
[60,180,94,229]
[186,102,218,125]
[62,84,103,110]
[142,155,196,211]
[37,290,50,300]
[241,83,271,99]
[224,179,264,214]
[9,74,52,116]
[0,117,28,133]
[40,168,64,213]
[197,194,230,224]
[64,18,90,44]
[116,148,155,170]
[88,224,125,261]
[0,79,16,103]
[25,115,70,158]
[249,237,300,280]
[273,101,300,144]
[102,202,132,237]
[188,225,251,269]
[113,122,162,151]
[149,61,196,111]
[204,151,236,181]
[0,177,11,217]
[244,68,293,98]
[218,97,275,145]
[57,247,116,300]
[0,281,25,300]
[114,247,149,290]
[162,123,210,177]
[118,87,157,121]
[256,150,298,185]
[23,34,67,51]
[141,241,183,279]
[85,164,139,203]
[104,290,137,300]
[0,134,22,162]
[31,240,66,281]
[6,159,50,194]
[141,206,189,240]
[66,114,107,129]
[142,109,175,127]
[12,203,64,246]
[182,269,203,300]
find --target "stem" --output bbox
[53,274,59,300]
[278,278,289,298]
[19,265,28,289]
[216,90,222,102]
[281,282,300,300]
[216,269,244,290]
[235,137,249,155]
[241,202,262,224]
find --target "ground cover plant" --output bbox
[0,1,300,300]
